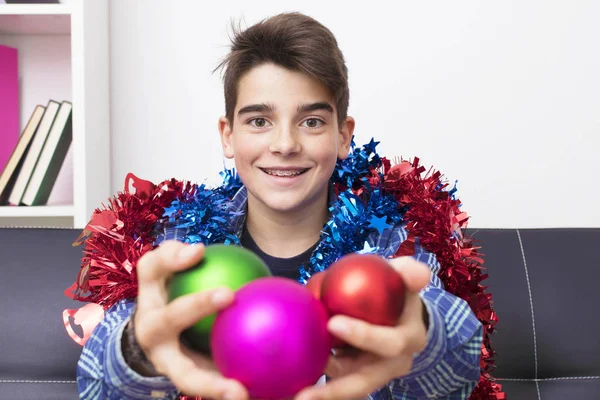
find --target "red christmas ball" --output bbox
[305,271,346,348]
[305,271,327,300]
[321,254,406,327]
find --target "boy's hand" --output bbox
[134,240,249,400]
[295,257,432,400]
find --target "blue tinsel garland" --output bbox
[161,138,405,283]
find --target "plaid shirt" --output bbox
[76,186,482,399]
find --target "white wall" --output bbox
[109,0,600,228]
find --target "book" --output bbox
[22,101,73,206]
[0,44,19,176]
[8,100,60,205]
[0,105,45,204]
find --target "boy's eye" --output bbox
[250,118,269,128]
[303,118,323,128]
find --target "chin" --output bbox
[262,198,305,214]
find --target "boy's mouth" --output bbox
[260,168,310,177]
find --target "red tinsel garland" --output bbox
[64,159,505,399]
[65,173,194,309]
[377,157,505,400]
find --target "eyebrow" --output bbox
[237,103,275,116]
[297,102,334,114]
[236,102,334,116]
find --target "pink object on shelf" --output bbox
[0,45,19,175]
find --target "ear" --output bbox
[337,116,355,160]
[218,116,235,159]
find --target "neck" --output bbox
[245,190,329,258]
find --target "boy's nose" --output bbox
[268,126,301,156]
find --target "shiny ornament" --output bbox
[321,253,406,326]
[211,277,332,400]
[305,270,346,348]
[167,244,271,352]
[304,270,326,300]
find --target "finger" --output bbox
[156,347,248,400]
[163,287,234,332]
[179,344,218,372]
[137,288,235,352]
[397,290,428,326]
[138,241,206,284]
[327,296,426,358]
[296,358,397,400]
[325,352,379,378]
[137,241,205,311]
[332,347,361,358]
[324,356,343,379]
[387,256,431,292]
[328,316,398,357]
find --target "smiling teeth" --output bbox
[264,169,304,177]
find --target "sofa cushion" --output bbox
[473,228,600,399]
[0,381,79,400]
[0,228,83,398]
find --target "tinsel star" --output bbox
[364,137,380,155]
[357,241,379,254]
[368,215,391,235]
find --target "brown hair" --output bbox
[215,12,349,127]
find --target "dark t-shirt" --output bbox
[240,225,319,281]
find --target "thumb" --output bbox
[388,256,431,292]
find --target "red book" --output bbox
[0,45,19,175]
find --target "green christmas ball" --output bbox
[167,244,271,353]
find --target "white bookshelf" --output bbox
[0,204,74,217]
[0,0,109,229]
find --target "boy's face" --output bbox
[219,63,354,216]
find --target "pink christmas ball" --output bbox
[210,277,332,400]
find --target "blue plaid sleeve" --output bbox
[76,219,193,399]
[375,225,482,399]
[76,220,191,399]
[76,299,180,399]
[153,224,189,245]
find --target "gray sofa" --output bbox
[1,227,599,399]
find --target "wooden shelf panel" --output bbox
[0,4,71,15]
[0,204,74,217]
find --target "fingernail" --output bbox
[211,289,232,306]
[222,381,241,400]
[329,319,350,336]
[178,245,198,261]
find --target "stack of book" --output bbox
[0,100,73,207]
[0,42,73,207]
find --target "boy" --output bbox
[73,12,490,400]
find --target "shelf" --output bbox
[0,204,74,217]
[0,5,71,35]
[0,0,110,229]
[0,4,71,15]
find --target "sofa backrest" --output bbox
[469,228,600,399]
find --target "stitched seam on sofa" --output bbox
[496,376,600,382]
[0,380,76,384]
[516,229,541,400]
